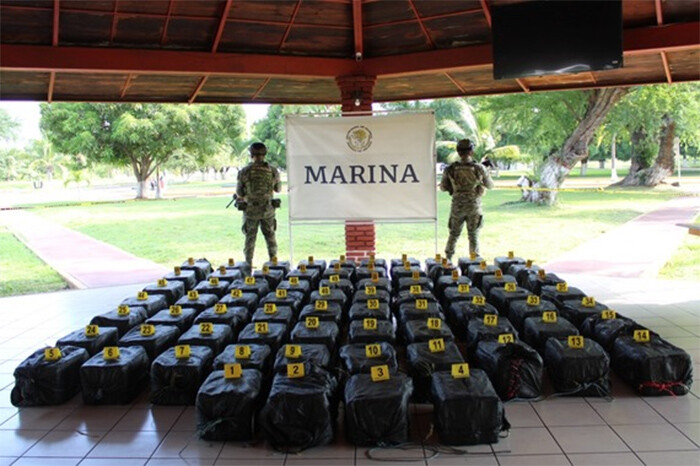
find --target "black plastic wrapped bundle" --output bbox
[309,288,348,312]
[178,323,235,355]
[540,284,586,307]
[355,266,388,281]
[508,299,558,333]
[441,286,485,319]
[194,280,231,299]
[522,316,578,356]
[558,298,609,329]
[524,272,565,295]
[253,268,285,290]
[260,364,338,452]
[457,255,484,275]
[121,293,169,318]
[274,343,332,373]
[322,266,354,283]
[348,320,396,345]
[356,277,392,293]
[299,302,343,326]
[507,263,541,287]
[349,301,392,321]
[403,319,455,344]
[287,267,321,289]
[481,274,517,297]
[214,343,272,373]
[194,305,249,332]
[390,265,424,290]
[290,321,340,353]
[397,276,434,293]
[390,256,420,269]
[90,307,148,338]
[447,300,497,340]
[394,289,437,307]
[237,322,288,355]
[475,340,543,401]
[297,258,327,275]
[436,274,472,301]
[545,337,611,397]
[143,280,186,305]
[176,293,219,314]
[81,346,150,404]
[263,259,292,275]
[196,368,263,441]
[227,277,270,299]
[319,277,355,301]
[181,257,212,281]
[465,317,518,351]
[146,307,198,333]
[431,369,508,445]
[209,266,243,284]
[339,342,398,375]
[11,346,89,406]
[428,263,457,286]
[352,288,392,305]
[344,372,413,446]
[164,268,197,291]
[406,340,465,402]
[276,279,312,301]
[56,327,119,356]
[494,255,525,273]
[612,335,693,396]
[150,345,214,405]
[397,301,444,329]
[251,305,295,327]
[118,324,181,361]
[219,290,261,313]
[488,286,531,317]
[466,264,499,289]
[360,257,388,271]
[259,290,304,314]
[580,314,644,352]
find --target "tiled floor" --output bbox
[0,273,698,466]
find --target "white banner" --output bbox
[286,112,436,221]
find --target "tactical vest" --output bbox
[450,162,481,195]
[244,162,275,201]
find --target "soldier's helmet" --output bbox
[456,139,473,154]
[249,142,267,157]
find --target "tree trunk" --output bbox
[615,128,649,186]
[580,158,588,176]
[525,87,629,205]
[610,133,618,182]
[131,156,151,199]
[615,117,675,187]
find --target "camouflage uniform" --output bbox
[441,155,494,259]
[236,160,281,266]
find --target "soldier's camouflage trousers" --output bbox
[444,204,483,260]
[242,215,277,267]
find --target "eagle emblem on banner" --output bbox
[346,125,372,152]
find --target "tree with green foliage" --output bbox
[604,83,700,187]
[41,103,246,198]
[252,104,339,169]
[481,88,628,204]
[0,108,20,143]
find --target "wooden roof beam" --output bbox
[365,8,483,30]
[251,77,271,100]
[660,51,672,83]
[2,22,696,79]
[160,0,176,46]
[655,0,664,25]
[47,71,55,103]
[279,0,303,51]
[353,0,363,59]
[444,72,467,94]
[120,73,133,98]
[52,0,60,46]
[407,0,435,48]
[188,76,208,103]
[212,0,234,53]
[479,0,492,28]
[109,0,119,44]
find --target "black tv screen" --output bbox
[492,0,623,80]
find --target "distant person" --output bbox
[440,138,494,260]
[236,142,281,271]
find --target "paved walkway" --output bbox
[1,209,168,289]
[545,196,700,278]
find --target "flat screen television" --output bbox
[492,0,623,80]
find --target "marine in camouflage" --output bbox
[236,143,281,267]
[440,139,494,259]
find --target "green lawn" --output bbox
[658,215,700,281]
[0,227,68,297]
[33,188,679,271]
